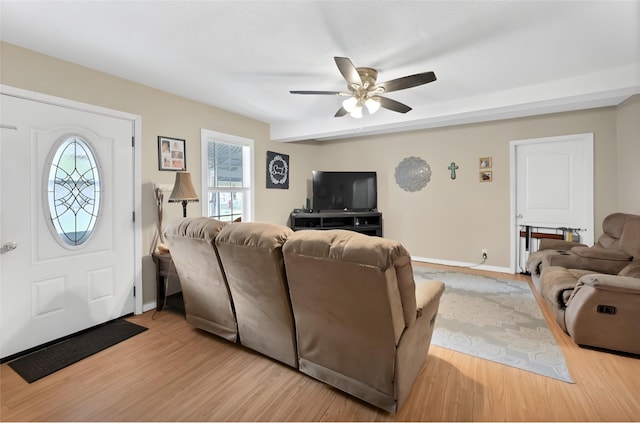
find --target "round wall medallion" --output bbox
[394,156,432,192]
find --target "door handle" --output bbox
[1,242,17,252]
[516,214,523,219]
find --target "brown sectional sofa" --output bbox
[526,213,640,355]
[164,217,445,413]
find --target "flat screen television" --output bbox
[312,171,377,212]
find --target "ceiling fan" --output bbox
[290,57,436,119]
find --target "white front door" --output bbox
[1,93,136,359]
[510,133,594,272]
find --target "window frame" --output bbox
[200,129,254,222]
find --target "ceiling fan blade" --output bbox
[290,90,342,95]
[376,96,412,113]
[334,107,349,117]
[377,71,436,93]
[334,57,362,86]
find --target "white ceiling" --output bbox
[1,1,639,142]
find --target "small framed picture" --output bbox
[479,157,492,169]
[480,170,492,182]
[158,136,186,171]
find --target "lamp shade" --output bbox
[350,106,363,119]
[342,96,358,113]
[365,97,381,114]
[168,171,199,217]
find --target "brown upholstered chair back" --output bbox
[597,213,640,258]
[215,222,298,367]
[282,229,419,411]
[164,217,237,341]
[618,215,640,260]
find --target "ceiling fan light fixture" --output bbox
[290,56,436,119]
[365,97,381,114]
[342,96,358,112]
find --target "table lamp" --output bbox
[168,171,199,217]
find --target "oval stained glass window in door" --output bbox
[46,136,101,247]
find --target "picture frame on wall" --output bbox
[479,170,492,182]
[266,151,289,189]
[479,157,492,169]
[158,136,186,171]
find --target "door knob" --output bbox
[2,242,17,252]
[516,214,523,219]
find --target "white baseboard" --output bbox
[143,301,157,313]
[411,256,512,274]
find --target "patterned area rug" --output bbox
[414,268,573,383]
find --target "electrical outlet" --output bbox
[482,249,488,260]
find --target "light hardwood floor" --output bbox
[2,263,639,421]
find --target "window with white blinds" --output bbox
[201,129,254,222]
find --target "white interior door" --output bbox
[510,133,594,272]
[1,93,136,359]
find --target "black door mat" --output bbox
[8,319,147,383]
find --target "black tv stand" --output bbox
[289,210,382,237]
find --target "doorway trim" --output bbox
[509,133,594,273]
[0,84,143,314]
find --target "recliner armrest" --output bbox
[576,273,640,295]
[538,238,586,251]
[546,252,631,275]
[415,281,445,320]
[571,246,632,261]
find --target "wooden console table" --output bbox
[151,252,180,311]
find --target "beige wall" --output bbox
[310,107,621,268]
[1,42,637,302]
[0,42,316,307]
[616,95,640,215]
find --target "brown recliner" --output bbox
[164,217,238,342]
[215,222,298,368]
[530,212,640,355]
[282,229,445,413]
[527,213,640,280]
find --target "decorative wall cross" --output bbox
[448,162,459,180]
